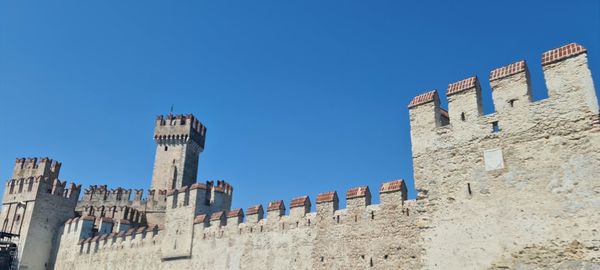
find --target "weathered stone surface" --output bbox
[2,42,599,269]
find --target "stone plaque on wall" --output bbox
[484,148,504,171]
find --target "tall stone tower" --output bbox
[151,114,207,191]
[0,158,80,270]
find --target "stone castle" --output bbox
[0,42,599,269]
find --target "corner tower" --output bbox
[1,158,80,270]
[151,114,207,191]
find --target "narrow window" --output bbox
[492,121,501,133]
[164,146,168,151]
[320,257,324,262]
[370,258,373,267]
[508,99,516,107]
[460,112,466,121]
[384,255,388,260]
[336,216,340,223]
[371,211,375,220]
[467,183,472,195]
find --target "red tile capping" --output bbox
[246,205,262,215]
[316,191,338,203]
[447,77,478,96]
[267,200,284,211]
[542,43,587,65]
[408,90,437,108]
[380,179,405,193]
[290,196,309,208]
[228,208,243,218]
[194,214,207,224]
[210,211,224,221]
[346,186,370,199]
[489,60,527,81]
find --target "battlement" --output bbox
[408,42,598,155]
[4,176,80,202]
[165,180,234,214]
[154,114,207,149]
[189,179,408,231]
[76,185,168,226]
[12,157,61,179]
[62,215,162,255]
[81,185,151,204]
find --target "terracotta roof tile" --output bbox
[246,205,262,215]
[316,191,338,203]
[211,211,224,221]
[542,43,587,65]
[227,208,243,218]
[380,179,406,194]
[267,200,284,211]
[440,108,449,119]
[490,60,527,81]
[194,214,207,224]
[408,90,437,108]
[290,196,309,208]
[447,77,478,96]
[346,186,370,199]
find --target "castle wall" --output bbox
[53,181,420,270]
[409,43,600,269]
[1,159,80,270]
[4,42,598,270]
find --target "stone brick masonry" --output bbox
[1,42,599,269]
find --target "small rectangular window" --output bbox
[492,121,501,133]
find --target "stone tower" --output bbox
[150,114,207,191]
[0,158,80,270]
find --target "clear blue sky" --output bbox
[1,1,599,211]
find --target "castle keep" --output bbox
[1,42,599,269]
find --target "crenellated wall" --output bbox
[53,179,420,269]
[151,114,207,192]
[408,43,600,269]
[76,185,168,226]
[1,157,81,270]
[3,42,598,270]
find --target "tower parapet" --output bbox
[154,114,207,149]
[408,43,599,157]
[1,157,80,270]
[12,157,61,179]
[151,114,207,192]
